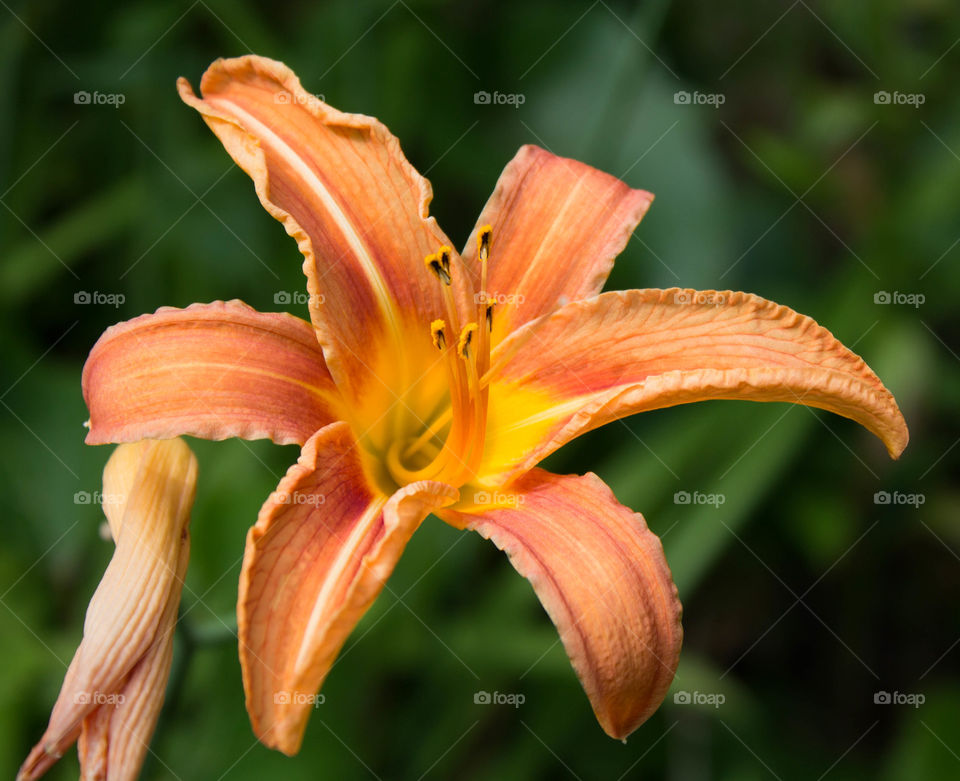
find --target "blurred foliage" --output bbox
[1,0,958,779]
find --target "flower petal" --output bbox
[178,56,464,424]
[460,145,653,345]
[19,439,196,781]
[238,421,457,754]
[83,300,341,447]
[440,469,682,739]
[481,288,909,485]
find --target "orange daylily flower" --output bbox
[78,55,907,756]
[20,438,197,781]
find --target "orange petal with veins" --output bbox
[238,421,457,754]
[83,300,342,447]
[178,56,467,430]
[481,288,909,485]
[461,145,653,346]
[440,469,682,739]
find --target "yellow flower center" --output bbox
[384,226,495,489]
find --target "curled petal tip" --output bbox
[886,418,909,460]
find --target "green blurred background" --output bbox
[1,0,957,778]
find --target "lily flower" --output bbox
[20,438,197,781]
[79,55,908,755]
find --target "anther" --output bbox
[437,245,452,278]
[431,319,447,350]
[477,225,492,262]
[457,323,478,359]
[485,303,494,332]
[424,253,451,285]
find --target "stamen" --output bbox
[437,245,452,280]
[431,319,447,350]
[448,321,485,486]
[424,253,451,285]
[479,321,541,390]
[428,246,469,397]
[457,323,477,359]
[475,227,491,374]
[387,438,443,485]
[409,236,498,487]
[396,314,470,483]
[477,224,492,261]
[404,319,455,460]
[403,406,454,460]
[465,228,494,482]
